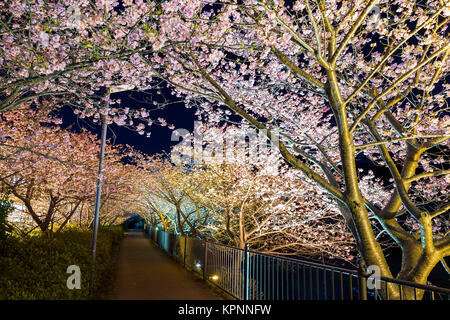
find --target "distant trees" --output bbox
[138,152,356,262]
[138,157,212,236]
[0,105,139,234]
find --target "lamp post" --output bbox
[90,84,134,297]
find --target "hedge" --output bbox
[0,226,123,300]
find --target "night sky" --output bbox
[60,90,197,157]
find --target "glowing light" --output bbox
[211,275,219,281]
[195,263,202,268]
[110,84,135,93]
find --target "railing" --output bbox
[145,227,450,300]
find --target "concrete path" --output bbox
[111,232,221,300]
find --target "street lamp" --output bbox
[90,84,134,296]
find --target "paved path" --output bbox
[111,232,221,300]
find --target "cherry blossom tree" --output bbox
[195,162,356,261]
[0,0,168,135]
[139,142,356,262]
[137,156,213,235]
[0,104,138,233]
[136,0,449,298]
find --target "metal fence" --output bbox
[145,227,450,300]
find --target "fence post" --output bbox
[244,243,249,300]
[184,236,187,268]
[169,233,172,256]
[203,238,208,280]
[164,232,168,252]
[359,266,368,300]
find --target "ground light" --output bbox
[210,275,219,281]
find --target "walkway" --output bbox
[111,232,221,300]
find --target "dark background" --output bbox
[59,90,196,156]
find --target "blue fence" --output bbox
[145,227,450,300]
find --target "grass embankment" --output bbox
[0,226,123,300]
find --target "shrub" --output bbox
[0,193,13,242]
[0,226,123,300]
